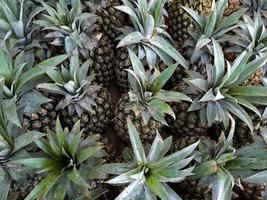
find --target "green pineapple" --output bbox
[168,39,267,139]
[0,79,44,200]
[0,48,67,128]
[37,50,113,134]
[192,116,267,199]
[35,0,115,86]
[101,118,199,199]
[183,0,245,67]
[114,50,191,143]
[0,0,50,68]
[17,118,108,200]
[115,0,188,92]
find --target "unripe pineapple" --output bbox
[115,0,188,92]
[61,87,113,134]
[171,40,267,138]
[114,50,191,143]
[36,0,115,86]
[37,51,113,134]
[114,94,163,143]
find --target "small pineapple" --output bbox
[0,48,67,128]
[169,39,267,138]
[17,118,108,200]
[101,118,199,199]
[114,50,191,143]
[37,50,113,134]
[0,80,44,200]
[36,0,115,86]
[0,0,50,68]
[193,116,267,199]
[115,0,188,92]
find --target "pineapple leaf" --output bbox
[146,178,182,200]
[16,55,67,93]
[147,131,164,162]
[117,31,145,48]
[127,118,147,164]
[13,131,44,153]
[204,10,217,38]
[212,169,234,200]
[0,173,12,200]
[212,39,225,85]
[243,170,267,184]
[150,36,188,68]
[182,6,205,29]
[68,166,89,188]
[25,172,61,200]
[154,90,192,103]
[151,63,177,93]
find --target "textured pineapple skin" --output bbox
[167,82,209,136]
[115,48,131,93]
[89,33,115,87]
[22,93,59,132]
[61,88,113,134]
[114,94,163,143]
[234,182,266,200]
[96,0,127,46]
[166,0,194,46]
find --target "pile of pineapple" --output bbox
[1,0,267,199]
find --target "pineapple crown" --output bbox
[193,115,267,199]
[116,0,188,68]
[0,79,44,200]
[243,0,267,18]
[35,0,101,58]
[0,48,67,126]
[183,0,246,64]
[227,13,267,57]
[37,50,101,117]
[127,49,192,125]
[101,118,199,200]
[0,0,47,67]
[16,118,107,200]
[185,39,267,132]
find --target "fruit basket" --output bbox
[0,0,267,199]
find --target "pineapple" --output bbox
[37,50,113,134]
[0,0,51,68]
[0,48,67,128]
[101,118,199,199]
[166,0,240,47]
[17,118,108,200]
[35,0,115,86]
[192,116,267,199]
[114,50,191,143]
[169,39,267,138]
[115,0,188,92]
[183,0,245,66]
[85,0,127,46]
[0,80,44,200]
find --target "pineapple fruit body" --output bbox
[88,33,115,87]
[22,93,60,132]
[95,0,127,46]
[114,94,162,143]
[61,88,113,134]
